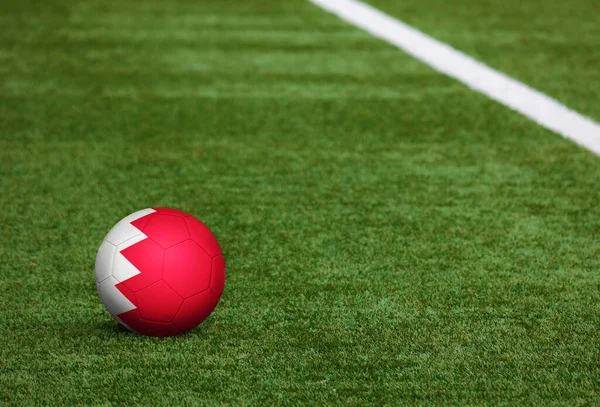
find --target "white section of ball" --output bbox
[95,208,156,320]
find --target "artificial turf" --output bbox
[1,0,599,405]
[366,0,600,121]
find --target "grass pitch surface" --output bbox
[367,0,600,121]
[1,0,599,405]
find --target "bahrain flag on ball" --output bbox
[95,208,225,337]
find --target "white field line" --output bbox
[309,0,600,156]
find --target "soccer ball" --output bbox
[95,208,225,337]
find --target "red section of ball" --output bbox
[120,238,164,292]
[117,282,137,305]
[136,280,183,322]
[118,307,140,327]
[172,289,219,332]
[153,207,191,218]
[164,240,212,298]
[113,208,225,337]
[211,255,226,296]
[143,214,189,249]
[185,217,222,257]
[130,213,151,231]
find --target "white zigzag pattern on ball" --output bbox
[95,208,156,320]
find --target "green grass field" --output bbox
[1,0,599,405]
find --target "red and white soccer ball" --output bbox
[95,208,225,337]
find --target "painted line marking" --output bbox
[309,0,600,156]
